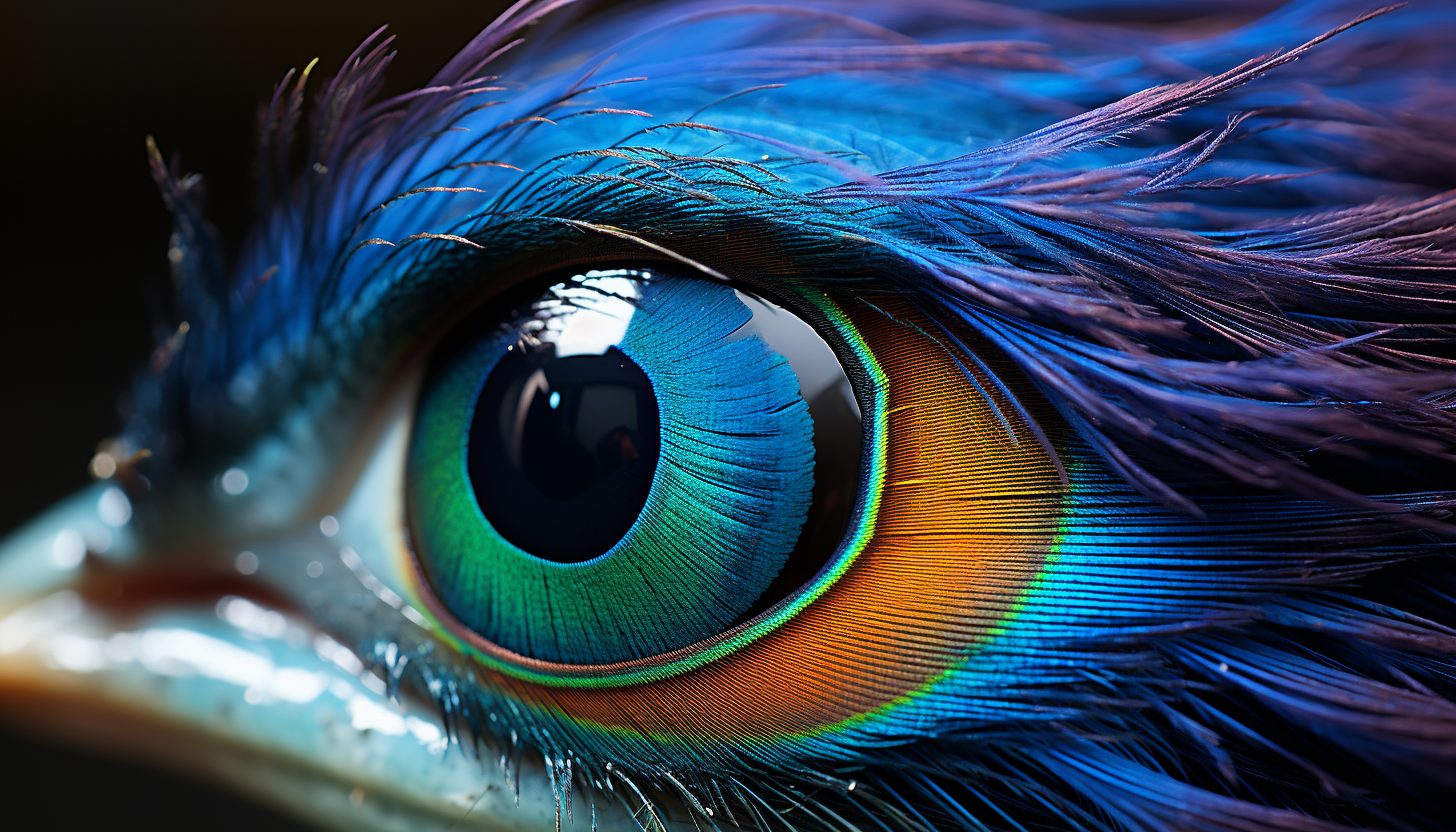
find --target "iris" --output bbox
[408,270,863,665]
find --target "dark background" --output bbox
[1,2,508,828]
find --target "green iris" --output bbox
[409,274,817,665]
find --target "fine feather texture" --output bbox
[135,0,1456,519]
[129,2,1456,831]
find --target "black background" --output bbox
[1,2,509,828]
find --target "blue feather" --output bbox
[125,2,1456,830]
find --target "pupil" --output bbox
[468,345,661,563]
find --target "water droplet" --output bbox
[235,551,259,575]
[51,529,85,569]
[220,468,249,495]
[97,487,131,527]
[89,453,117,479]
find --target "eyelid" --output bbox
[332,368,429,626]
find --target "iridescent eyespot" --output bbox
[406,269,869,671]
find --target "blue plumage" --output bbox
[124,2,1456,830]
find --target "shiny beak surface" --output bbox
[0,485,632,832]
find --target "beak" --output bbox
[0,484,629,832]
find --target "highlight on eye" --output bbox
[407,269,865,667]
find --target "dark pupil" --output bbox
[468,345,661,563]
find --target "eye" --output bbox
[343,263,1069,741]
[407,269,866,667]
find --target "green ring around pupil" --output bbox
[407,276,888,684]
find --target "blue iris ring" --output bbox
[411,273,815,664]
